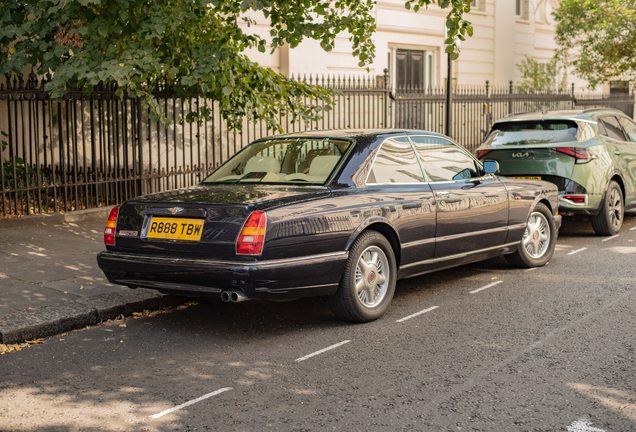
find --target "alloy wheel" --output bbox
[607,187,623,231]
[522,211,551,259]
[355,246,390,308]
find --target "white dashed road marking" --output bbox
[526,267,538,272]
[150,387,232,419]
[568,247,587,255]
[631,226,636,231]
[601,235,619,242]
[469,280,503,294]
[566,419,606,432]
[396,306,439,323]
[295,340,351,362]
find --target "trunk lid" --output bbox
[110,184,330,258]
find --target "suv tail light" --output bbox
[561,195,587,205]
[554,147,594,164]
[475,150,491,159]
[236,211,267,255]
[104,207,119,246]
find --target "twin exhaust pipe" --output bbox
[221,289,249,303]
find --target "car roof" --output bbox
[498,108,626,123]
[258,129,450,140]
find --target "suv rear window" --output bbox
[484,120,578,146]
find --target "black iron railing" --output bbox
[0,72,633,217]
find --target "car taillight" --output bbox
[562,195,587,204]
[554,147,594,164]
[104,207,119,246]
[475,150,491,159]
[236,211,267,255]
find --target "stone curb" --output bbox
[0,290,188,344]
[0,206,115,229]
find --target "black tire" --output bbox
[505,203,557,268]
[327,231,397,323]
[591,180,624,236]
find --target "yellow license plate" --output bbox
[147,217,204,241]
[509,176,541,180]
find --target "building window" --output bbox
[396,49,424,89]
[470,0,485,11]
[516,0,528,19]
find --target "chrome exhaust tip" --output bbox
[230,290,249,303]
[221,289,249,303]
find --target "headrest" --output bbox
[308,155,340,176]
[245,156,280,173]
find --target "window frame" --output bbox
[364,134,488,186]
[365,135,427,186]
[408,135,488,184]
[599,116,628,142]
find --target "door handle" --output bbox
[614,150,621,155]
[436,191,451,197]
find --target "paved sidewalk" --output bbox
[0,211,184,344]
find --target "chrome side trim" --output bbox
[434,225,511,243]
[402,237,436,248]
[401,241,519,269]
[99,251,348,269]
[402,224,525,249]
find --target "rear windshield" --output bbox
[484,120,578,146]
[202,138,353,185]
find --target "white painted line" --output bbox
[470,280,503,294]
[396,305,439,323]
[630,226,636,231]
[525,267,538,272]
[295,340,351,362]
[568,247,587,255]
[601,235,619,242]
[567,419,605,432]
[150,387,232,419]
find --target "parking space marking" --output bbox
[396,306,439,323]
[568,247,587,255]
[150,387,232,419]
[470,280,503,294]
[631,226,636,231]
[525,267,538,272]
[566,419,605,432]
[295,340,351,362]
[601,235,619,242]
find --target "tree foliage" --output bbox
[554,0,636,89]
[1,0,473,129]
[516,55,566,93]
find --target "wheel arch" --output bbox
[345,219,402,268]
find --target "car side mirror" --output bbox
[482,160,499,174]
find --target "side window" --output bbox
[367,137,425,184]
[410,136,478,182]
[601,116,628,141]
[618,117,636,143]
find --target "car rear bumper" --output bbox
[97,250,349,299]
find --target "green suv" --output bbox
[475,109,636,235]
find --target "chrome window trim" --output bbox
[407,134,485,179]
[364,135,429,186]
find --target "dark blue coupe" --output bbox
[97,130,561,322]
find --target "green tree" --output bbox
[1,0,473,130]
[516,55,565,93]
[554,0,636,89]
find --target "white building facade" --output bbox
[245,0,594,91]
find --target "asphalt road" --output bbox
[1,215,636,432]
